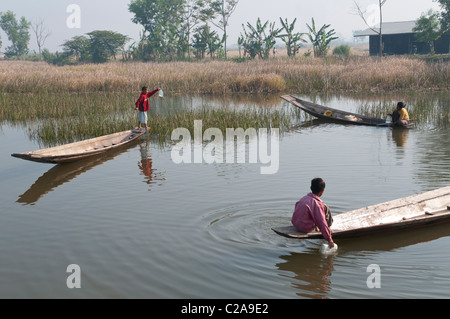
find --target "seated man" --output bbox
[291,178,334,248]
[390,102,409,127]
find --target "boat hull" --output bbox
[273,186,450,239]
[281,95,412,127]
[12,129,146,164]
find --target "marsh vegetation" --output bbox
[0,57,448,146]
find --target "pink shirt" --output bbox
[291,193,332,242]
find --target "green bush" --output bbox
[332,45,351,56]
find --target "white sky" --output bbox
[0,0,442,53]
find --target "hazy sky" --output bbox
[0,0,442,52]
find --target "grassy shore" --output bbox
[1,57,448,145]
[0,56,448,94]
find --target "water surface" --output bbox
[0,92,449,298]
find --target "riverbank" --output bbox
[0,56,448,95]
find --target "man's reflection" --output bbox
[391,128,409,147]
[276,251,335,299]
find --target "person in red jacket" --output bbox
[135,86,160,131]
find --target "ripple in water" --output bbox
[202,200,322,253]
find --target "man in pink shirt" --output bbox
[291,178,335,248]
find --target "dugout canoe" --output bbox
[272,186,450,239]
[11,129,146,164]
[281,95,411,127]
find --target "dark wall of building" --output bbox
[369,34,450,55]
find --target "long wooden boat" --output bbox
[272,186,450,239]
[11,129,146,164]
[282,95,401,127]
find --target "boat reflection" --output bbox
[276,222,450,298]
[17,145,134,205]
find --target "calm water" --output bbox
[0,93,449,299]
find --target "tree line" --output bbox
[1,0,449,64]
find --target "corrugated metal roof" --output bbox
[354,21,416,37]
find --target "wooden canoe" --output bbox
[11,129,146,164]
[281,95,409,127]
[273,186,450,239]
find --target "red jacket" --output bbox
[135,89,158,112]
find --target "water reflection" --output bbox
[16,137,167,204]
[16,146,131,205]
[414,127,450,189]
[276,221,450,298]
[277,252,334,299]
[137,139,165,187]
[391,128,409,147]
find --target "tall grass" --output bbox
[2,89,448,146]
[0,57,448,94]
[6,91,297,146]
[356,92,450,127]
[27,108,296,147]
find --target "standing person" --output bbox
[390,102,409,127]
[291,178,334,248]
[135,86,160,132]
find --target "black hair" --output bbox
[142,86,148,91]
[397,102,405,108]
[310,178,326,194]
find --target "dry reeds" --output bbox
[0,57,448,94]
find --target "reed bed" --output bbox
[23,102,296,146]
[357,93,450,127]
[1,89,448,146]
[0,57,448,94]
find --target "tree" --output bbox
[191,23,222,58]
[62,35,90,62]
[87,30,130,63]
[306,18,338,57]
[129,0,184,61]
[353,0,387,57]
[240,18,280,59]
[0,11,30,57]
[434,0,450,33]
[209,0,239,59]
[61,31,129,63]
[278,18,306,57]
[31,18,51,61]
[414,10,442,54]
[181,0,217,60]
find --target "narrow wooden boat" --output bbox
[272,186,450,239]
[281,95,411,127]
[11,129,146,164]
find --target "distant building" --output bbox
[354,21,450,55]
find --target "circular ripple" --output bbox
[202,199,315,251]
